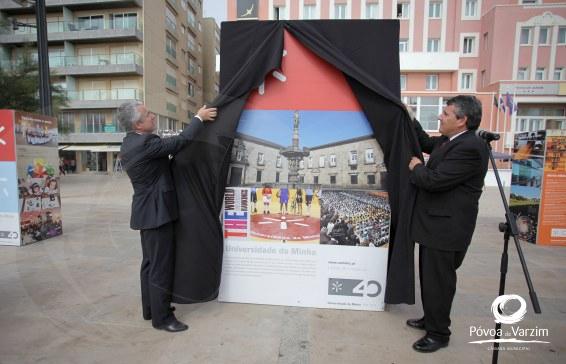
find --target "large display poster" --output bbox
[16,111,62,245]
[538,130,566,245]
[510,130,545,244]
[218,32,390,311]
[0,110,62,246]
[0,110,20,245]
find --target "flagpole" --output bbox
[495,93,500,151]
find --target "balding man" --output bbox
[118,102,217,332]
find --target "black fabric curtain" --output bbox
[171,20,421,305]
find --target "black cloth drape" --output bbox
[171,20,421,305]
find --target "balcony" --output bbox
[50,53,143,76]
[400,52,460,72]
[64,88,143,109]
[0,19,142,45]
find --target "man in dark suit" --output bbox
[407,95,488,352]
[118,101,217,332]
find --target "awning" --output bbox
[59,145,121,152]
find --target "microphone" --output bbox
[475,129,500,142]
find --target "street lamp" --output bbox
[12,0,52,116]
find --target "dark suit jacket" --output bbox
[410,121,489,251]
[120,118,203,230]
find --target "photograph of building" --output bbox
[227,109,387,188]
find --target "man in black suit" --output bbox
[118,101,217,332]
[406,95,488,352]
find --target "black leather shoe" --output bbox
[155,318,188,333]
[412,335,449,353]
[406,317,425,330]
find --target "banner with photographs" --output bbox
[510,129,566,246]
[538,130,566,245]
[218,32,390,311]
[0,110,62,246]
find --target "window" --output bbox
[166,102,177,113]
[166,35,177,58]
[539,27,549,45]
[520,27,532,45]
[559,27,566,44]
[400,74,407,90]
[515,118,544,132]
[350,175,358,185]
[366,3,379,19]
[463,36,475,55]
[111,13,137,29]
[236,150,243,161]
[429,1,442,18]
[188,57,196,74]
[517,67,528,80]
[521,0,538,4]
[399,39,408,52]
[303,5,316,19]
[257,152,264,166]
[461,73,473,90]
[188,82,195,97]
[80,112,105,133]
[425,75,438,90]
[365,149,375,164]
[329,154,337,167]
[187,9,196,28]
[335,4,347,19]
[427,38,440,52]
[165,7,176,31]
[481,70,486,87]
[554,67,564,81]
[166,73,177,88]
[299,160,304,169]
[274,6,286,20]
[405,96,443,131]
[349,151,357,166]
[78,15,103,30]
[256,170,262,183]
[330,175,336,184]
[275,172,280,183]
[319,156,325,168]
[397,2,409,19]
[313,176,319,184]
[464,0,477,17]
[276,155,282,168]
[535,67,545,80]
[58,112,75,133]
[307,157,313,168]
[367,175,376,185]
[187,33,197,51]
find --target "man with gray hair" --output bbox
[118,101,217,332]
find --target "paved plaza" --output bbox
[0,174,564,364]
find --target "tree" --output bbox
[0,46,68,117]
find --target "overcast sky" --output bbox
[203,1,227,24]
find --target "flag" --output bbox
[493,95,499,108]
[224,211,248,238]
[498,94,506,113]
[505,93,516,115]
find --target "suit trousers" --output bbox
[140,222,175,327]
[419,244,467,340]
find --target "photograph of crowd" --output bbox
[319,190,390,247]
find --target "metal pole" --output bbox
[35,0,52,116]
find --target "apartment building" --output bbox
[0,0,207,173]
[201,17,220,105]
[227,0,566,157]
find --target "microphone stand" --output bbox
[481,137,541,364]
